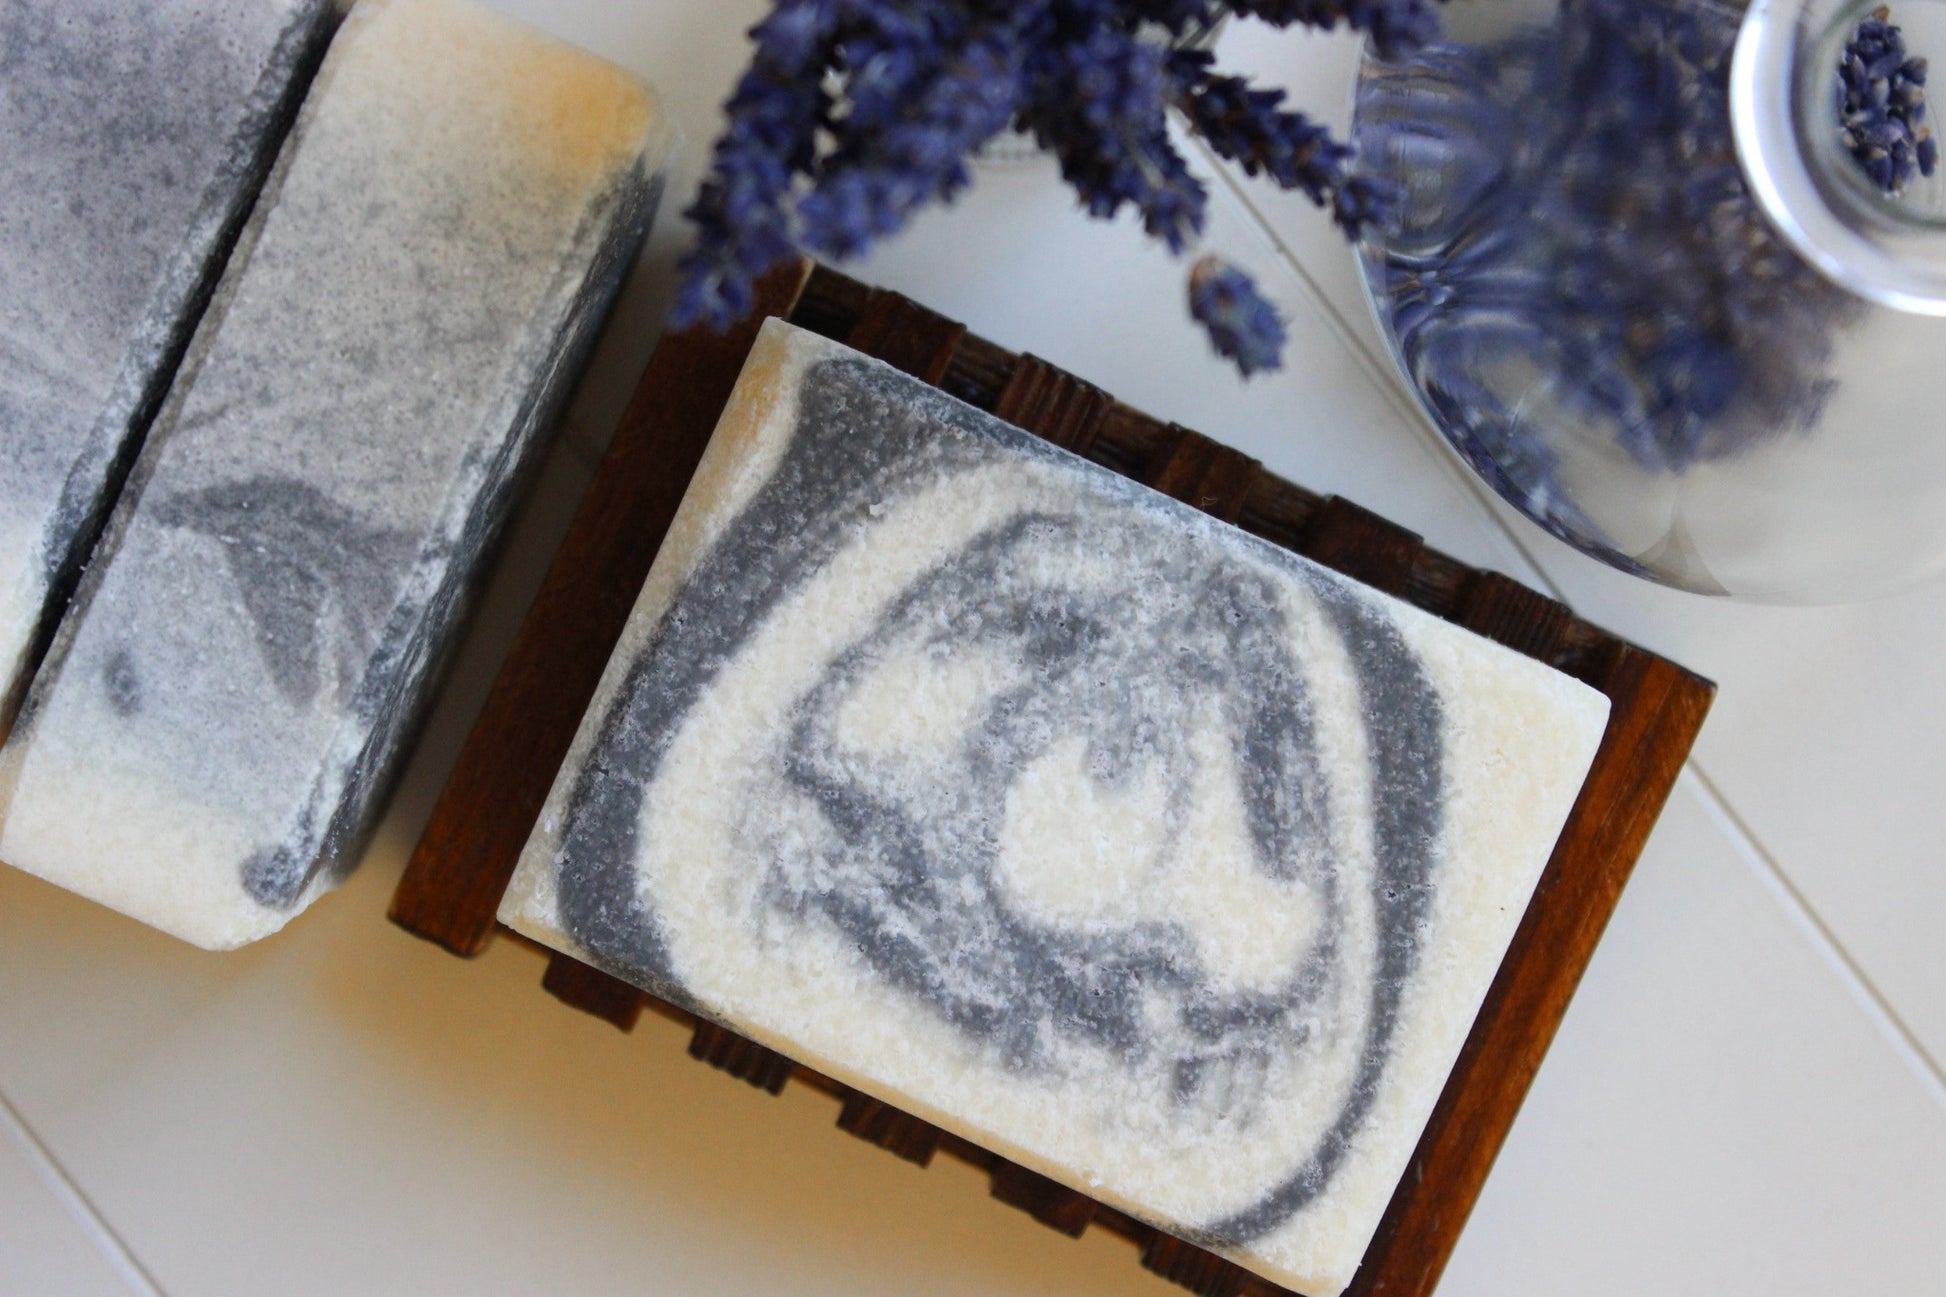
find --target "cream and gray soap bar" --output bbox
[0,0,672,949]
[0,0,335,729]
[501,320,1611,1297]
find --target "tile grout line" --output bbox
[1205,143,1946,1109]
[1685,766,1946,1105]
[0,1087,168,1297]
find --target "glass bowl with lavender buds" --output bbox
[1353,0,1946,601]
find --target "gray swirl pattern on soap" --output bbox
[556,354,1445,1244]
[152,477,415,709]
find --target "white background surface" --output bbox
[4,4,1945,1295]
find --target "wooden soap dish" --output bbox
[388,259,1715,1297]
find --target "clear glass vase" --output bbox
[1352,0,1946,602]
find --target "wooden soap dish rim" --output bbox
[389,259,1715,1297]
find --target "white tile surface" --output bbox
[0,1101,136,1297]
[2,2,1942,1295]
[1495,527,1946,1075]
[1442,778,1946,1297]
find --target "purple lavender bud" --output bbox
[754,0,836,69]
[1188,255,1286,376]
[1331,173,1400,238]
[1839,8,1934,194]
[1172,52,1391,235]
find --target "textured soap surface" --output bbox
[0,0,334,730]
[501,320,1611,1296]
[0,0,672,949]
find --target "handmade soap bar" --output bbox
[500,321,1611,1296]
[0,0,335,731]
[0,0,672,949]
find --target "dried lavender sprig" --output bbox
[1839,7,1936,194]
[674,0,1445,375]
[1172,49,1398,237]
[799,25,1025,258]
[1229,0,1442,62]
[671,0,837,330]
[1016,14,1209,254]
[1189,254,1287,375]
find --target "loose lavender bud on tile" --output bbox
[0,0,335,732]
[499,320,1610,1297]
[0,0,673,949]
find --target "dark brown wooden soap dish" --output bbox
[388,258,1714,1297]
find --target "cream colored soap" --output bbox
[0,0,673,949]
[502,320,1609,1296]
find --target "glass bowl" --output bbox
[1352,0,1946,602]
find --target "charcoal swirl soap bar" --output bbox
[0,0,672,948]
[499,320,1611,1296]
[0,0,335,731]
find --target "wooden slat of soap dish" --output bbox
[1145,425,1260,525]
[988,1158,1099,1237]
[836,1093,945,1167]
[390,257,1715,1297]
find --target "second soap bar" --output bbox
[0,0,335,730]
[0,0,672,948]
